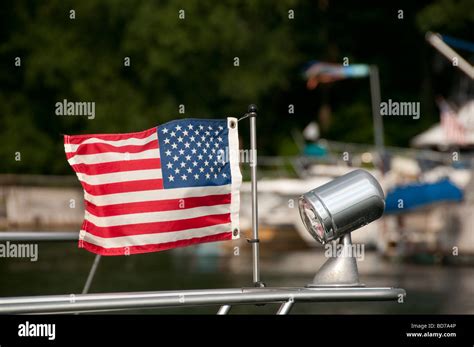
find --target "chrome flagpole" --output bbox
[216,105,264,314]
[247,104,264,287]
[232,105,263,286]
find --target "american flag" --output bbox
[438,98,466,145]
[64,118,242,256]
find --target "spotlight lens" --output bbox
[299,199,325,243]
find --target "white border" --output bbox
[227,117,242,239]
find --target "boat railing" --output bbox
[0,231,405,314]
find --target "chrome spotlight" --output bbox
[299,169,385,244]
[298,169,385,287]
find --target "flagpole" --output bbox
[426,32,474,79]
[216,105,264,314]
[82,254,102,294]
[247,104,264,287]
[369,65,385,171]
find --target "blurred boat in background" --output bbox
[237,139,474,261]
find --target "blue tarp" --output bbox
[385,178,464,214]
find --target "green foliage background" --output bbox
[0,0,472,174]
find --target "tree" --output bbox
[0,0,299,174]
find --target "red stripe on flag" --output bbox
[85,194,231,217]
[65,127,157,144]
[81,179,164,195]
[71,158,162,175]
[83,213,231,237]
[66,140,158,158]
[80,232,232,256]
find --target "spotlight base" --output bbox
[306,234,364,288]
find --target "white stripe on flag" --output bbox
[67,148,160,165]
[81,223,231,248]
[77,169,163,185]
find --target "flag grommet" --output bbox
[233,228,239,237]
[229,120,236,129]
